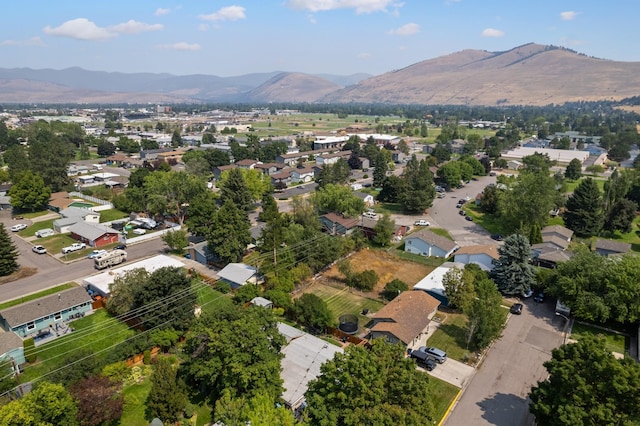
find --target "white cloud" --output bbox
[388,23,420,36]
[43,18,115,40]
[481,28,504,37]
[157,42,201,51]
[155,8,170,16]
[110,20,163,35]
[358,52,372,60]
[199,6,246,22]
[285,0,400,14]
[43,18,162,41]
[560,11,578,21]
[1,36,44,47]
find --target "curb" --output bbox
[438,388,462,426]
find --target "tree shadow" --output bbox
[477,392,529,426]
[437,323,469,349]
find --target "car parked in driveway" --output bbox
[491,234,504,241]
[32,245,47,255]
[414,220,430,226]
[10,224,27,232]
[510,303,523,315]
[420,346,447,364]
[534,292,545,303]
[35,228,54,238]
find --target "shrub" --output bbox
[143,350,151,365]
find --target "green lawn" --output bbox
[0,283,77,310]
[565,177,607,193]
[463,204,503,235]
[195,283,233,314]
[429,377,460,424]
[14,210,50,219]
[307,283,384,327]
[427,307,509,363]
[389,247,447,267]
[17,219,55,237]
[99,208,129,223]
[375,202,406,215]
[570,322,629,355]
[120,377,153,426]
[21,309,136,382]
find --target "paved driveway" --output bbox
[425,358,475,388]
[444,300,565,426]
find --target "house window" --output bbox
[26,322,35,330]
[54,312,62,321]
[408,240,412,245]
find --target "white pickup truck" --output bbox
[61,242,87,254]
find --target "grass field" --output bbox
[120,377,153,426]
[565,176,607,193]
[570,322,629,355]
[17,219,55,237]
[21,309,136,382]
[99,208,129,222]
[195,283,233,314]
[303,282,384,327]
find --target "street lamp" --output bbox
[555,312,570,345]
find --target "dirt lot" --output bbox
[322,248,435,296]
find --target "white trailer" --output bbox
[94,250,127,270]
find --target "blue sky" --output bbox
[1,1,637,77]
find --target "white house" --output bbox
[404,229,459,258]
[453,245,500,271]
[413,261,466,305]
[353,191,375,207]
[290,167,315,183]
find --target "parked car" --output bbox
[61,242,86,254]
[363,211,377,219]
[522,288,534,298]
[408,348,436,370]
[465,215,473,221]
[459,210,466,216]
[113,244,127,250]
[32,245,47,255]
[133,228,147,235]
[534,292,545,303]
[87,249,107,259]
[417,357,437,371]
[10,224,27,232]
[420,346,447,364]
[35,228,54,238]
[491,234,504,241]
[510,303,523,315]
[414,220,430,226]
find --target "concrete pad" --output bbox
[426,358,475,388]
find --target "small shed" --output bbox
[217,263,259,289]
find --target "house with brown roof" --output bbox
[454,245,500,271]
[235,159,259,169]
[594,239,631,257]
[404,229,459,258]
[290,166,316,183]
[319,213,359,236]
[254,162,285,176]
[213,164,237,179]
[368,290,441,346]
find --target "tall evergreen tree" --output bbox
[564,177,604,237]
[207,199,252,264]
[401,155,435,213]
[219,168,253,211]
[490,234,536,296]
[373,151,388,187]
[146,358,187,423]
[0,223,19,276]
[603,198,637,234]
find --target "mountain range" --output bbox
[2,43,640,106]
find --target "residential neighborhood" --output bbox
[1,102,640,426]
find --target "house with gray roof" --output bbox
[0,332,25,371]
[404,229,459,258]
[0,287,93,338]
[217,263,259,289]
[53,206,101,233]
[594,239,631,257]
[68,222,120,248]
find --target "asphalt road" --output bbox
[1,208,166,303]
[444,299,566,426]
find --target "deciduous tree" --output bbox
[529,337,640,426]
[0,382,78,426]
[146,358,187,423]
[305,340,434,425]
[465,278,504,349]
[70,375,124,426]
[373,213,395,247]
[603,198,637,234]
[564,158,582,180]
[145,171,207,225]
[218,168,253,211]
[292,293,334,332]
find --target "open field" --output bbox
[322,248,436,294]
[303,282,384,327]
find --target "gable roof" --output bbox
[217,263,258,285]
[235,159,258,166]
[0,287,92,328]
[406,229,458,253]
[352,191,373,200]
[594,239,631,254]
[68,222,119,241]
[541,225,574,240]
[0,332,23,356]
[60,206,99,218]
[370,290,441,345]
[454,244,499,259]
[542,235,570,250]
[320,213,359,229]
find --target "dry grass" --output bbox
[0,267,38,285]
[322,248,435,296]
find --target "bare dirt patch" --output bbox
[0,267,38,285]
[323,248,435,295]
